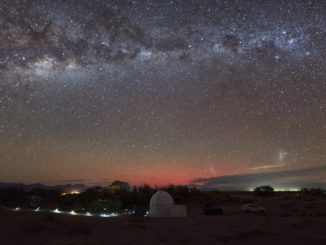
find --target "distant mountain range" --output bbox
[0,182,88,192]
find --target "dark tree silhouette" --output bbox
[253,185,275,196]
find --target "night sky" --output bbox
[1,0,325,190]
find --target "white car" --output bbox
[241,203,265,213]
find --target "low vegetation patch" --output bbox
[68,223,93,236]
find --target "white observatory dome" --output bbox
[150,190,174,206]
[149,190,187,218]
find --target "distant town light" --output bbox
[53,208,62,213]
[85,212,93,216]
[34,207,41,212]
[274,187,299,192]
[61,190,81,196]
[70,190,81,195]
[100,213,110,218]
[70,210,77,215]
[14,207,21,211]
[100,213,119,218]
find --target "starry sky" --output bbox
[0,0,325,190]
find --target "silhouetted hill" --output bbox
[0,182,88,192]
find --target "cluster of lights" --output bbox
[99,212,119,218]
[10,207,139,219]
[60,190,81,196]
[50,208,120,218]
[125,210,136,215]
[274,188,300,192]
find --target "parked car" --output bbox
[241,203,265,213]
[203,203,223,215]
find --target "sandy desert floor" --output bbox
[1,195,326,245]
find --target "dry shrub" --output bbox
[22,222,56,233]
[157,236,168,243]
[177,237,191,243]
[292,219,312,230]
[47,240,97,245]
[128,222,147,230]
[291,208,299,213]
[44,214,56,222]
[278,213,291,217]
[23,223,46,233]
[264,216,271,221]
[213,235,230,244]
[69,223,93,235]
[280,203,289,209]
[305,204,314,209]
[236,229,266,239]
[314,210,323,217]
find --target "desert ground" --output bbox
[1,194,326,245]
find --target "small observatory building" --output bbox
[149,190,187,218]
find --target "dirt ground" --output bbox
[1,195,326,245]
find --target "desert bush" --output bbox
[69,223,93,235]
[22,223,50,233]
[48,240,97,245]
[128,222,147,229]
[280,203,290,209]
[314,210,323,217]
[44,214,56,222]
[301,188,325,197]
[305,204,314,209]
[291,208,299,213]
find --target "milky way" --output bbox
[0,0,325,189]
